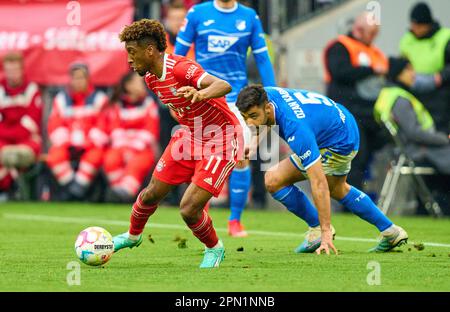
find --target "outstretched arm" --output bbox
[306,160,338,255]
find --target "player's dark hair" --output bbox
[236,84,268,112]
[119,19,167,52]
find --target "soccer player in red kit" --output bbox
[112,19,243,268]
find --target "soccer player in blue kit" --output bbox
[236,85,409,254]
[175,0,276,237]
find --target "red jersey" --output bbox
[144,54,240,150]
[89,95,160,152]
[0,80,42,146]
[48,86,108,149]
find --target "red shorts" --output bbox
[153,131,242,197]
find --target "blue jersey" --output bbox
[265,87,360,169]
[175,1,276,103]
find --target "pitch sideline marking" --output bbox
[3,213,450,248]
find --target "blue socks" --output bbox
[229,166,252,221]
[271,185,320,227]
[339,186,393,231]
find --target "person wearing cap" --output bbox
[374,57,450,175]
[399,2,450,133]
[46,62,108,200]
[323,11,388,193]
[0,52,42,200]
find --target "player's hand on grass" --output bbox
[176,86,205,103]
[316,229,338,256]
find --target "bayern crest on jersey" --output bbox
[235,20,246,31]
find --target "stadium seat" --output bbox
[377,120,443,217]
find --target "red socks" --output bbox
[129,191,157,236]
[129,191,218,248]
[187,210,219,248]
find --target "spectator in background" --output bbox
[0,52,42,200]
[374,57,450,174]
[323,11,388,193]
[399,2,450,133]
[164,0,195,59]
[46,63,108,200]
[374,57,450,213]
[96,72,160,203]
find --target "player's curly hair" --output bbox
[119,19,167,52]
[236,84,268,112]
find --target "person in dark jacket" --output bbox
[323,12,388,191]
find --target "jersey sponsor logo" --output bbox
[207,35,239,53]
[287,136,295,143]
[203,19,215,26]
[235,20,246,31]
[298,150,311,161]
[204,177,213,185]
[185,64,199,80]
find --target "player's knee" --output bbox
[264,171,282,194]
[140,186,160,205]
[179,201,199,224]
[329,182,351,200]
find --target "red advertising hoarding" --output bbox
[0,0,134,86]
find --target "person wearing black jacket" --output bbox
[323,12,388,191]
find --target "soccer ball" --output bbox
[75,226,114,266]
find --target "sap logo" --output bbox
[207,35,239,53]
[299,150,311,160]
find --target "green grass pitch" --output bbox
[0,202,449,292]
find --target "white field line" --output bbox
[3,213,450,248]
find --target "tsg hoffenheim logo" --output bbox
[235,20,246,31]
[207,35,239,53]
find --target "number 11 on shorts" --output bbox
[204,156,222,174]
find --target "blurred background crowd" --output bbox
[0,0,449,216]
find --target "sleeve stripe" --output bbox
[253,47,268,54]
[303,155,322,170]
[176,37,193,47]
[197,72,209,89]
